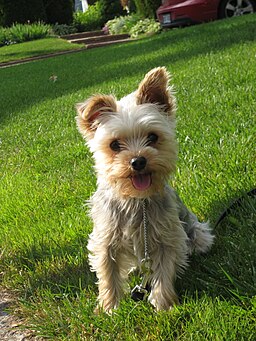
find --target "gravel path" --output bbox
[0,291,36,341]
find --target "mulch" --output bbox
[0,291,42,340]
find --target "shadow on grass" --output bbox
[177,190,256,302]
[3,189,255,308]
[1,233,96,299]
[1,15,256,126]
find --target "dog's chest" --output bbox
[120,198,171,248]
[122,208,143,239]
[92,187,178,250]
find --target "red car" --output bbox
[157,0,256,28]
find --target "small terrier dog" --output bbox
[76,67,214,312]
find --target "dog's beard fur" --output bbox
[76,67,214,312]
[91,103,177,198]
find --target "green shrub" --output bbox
[1,0,73,26]
[105,14,141,35]
[98,0,126,23]
[52,24,77,36]
[105,16,161,38]
[129,18,161,38]
[0,22,51,46]
[0,4,4,26]
[145,0,162,17]
[1,0,47,26]
[133,0,145,18]
[73,2,103,32]
[8,22,51,43]
[0,27,11,47]
[134,0,161,18]
[43,0,73,25]
[120,0,137,13]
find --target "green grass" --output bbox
[0,37,83,63]
[0,14,256,340]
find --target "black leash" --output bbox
[214,188,256,228]
[131,188,256,301]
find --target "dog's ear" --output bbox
[136,67,176,116]
[76,94,117,139]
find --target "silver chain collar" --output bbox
[131,199,152,301]
[142,199,149,261]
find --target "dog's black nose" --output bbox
[131,156,147,171]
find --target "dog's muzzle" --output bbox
[130,156,147,171]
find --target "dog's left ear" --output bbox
[136,67,176,116]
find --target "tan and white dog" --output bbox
[76,67,214,312]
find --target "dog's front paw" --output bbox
[149,290,179,311]
[94,298,118,315]
[94,304,113,315]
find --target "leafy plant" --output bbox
[134,0,161,18]
[129,18,161,38]
[0,27,9,47]
[1,0,73,26]
[8,22,51,43]
[105,15,160,38]
[98,0,126,22]
[1,0,47,26]
[105,14,141,35]
[0,22,51,47]
[44,0,73,25]
[51,24,77,37]
[73,2,103,32]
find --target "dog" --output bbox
[76,67,214,312]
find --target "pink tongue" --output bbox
[131,174,151,191]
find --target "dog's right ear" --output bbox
[76,94,117,140]
[136,67,176,117]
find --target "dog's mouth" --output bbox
[130,173,152,191]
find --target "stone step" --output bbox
[61,30,104,40]
[69,33,130,45]
[86,38,132,49]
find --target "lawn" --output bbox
[0,14,256,340]
[0,37,82,64]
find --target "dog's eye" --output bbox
[147,133,158,145]
[110,140,121,152]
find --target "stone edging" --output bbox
[0,47,87,69]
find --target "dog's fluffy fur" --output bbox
[76,67,214,312]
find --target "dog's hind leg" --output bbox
[175,191,214,255]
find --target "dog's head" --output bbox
[76,67,177,198]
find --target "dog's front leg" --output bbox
[148,244,184,310]
[91,245,124,313]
